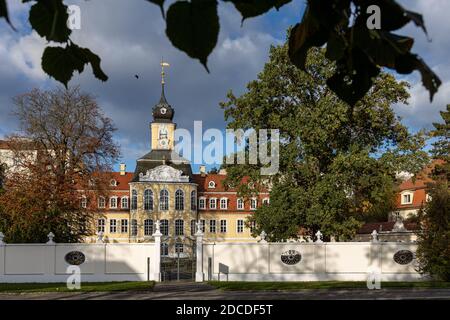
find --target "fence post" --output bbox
[195,221,204,282]
[45,232,56,277]
[152,221,162,282]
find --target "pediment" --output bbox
[139,165,189,182]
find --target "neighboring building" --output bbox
[356,160,444,242]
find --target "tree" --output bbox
[220,43,429,241]
[0,0,440,106]
[416,105,450,281]
[430,104,450,180]
[0,87,120,243]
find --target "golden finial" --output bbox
[161,58,170,85]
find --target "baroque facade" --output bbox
[85,84,267,255]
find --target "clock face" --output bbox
[160,107,167,115]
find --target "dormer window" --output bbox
[426,194,432,202]
[208,181,216,189]
[401,191,413,205]
[110,179,117,187]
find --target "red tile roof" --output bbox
[357,221,418,234]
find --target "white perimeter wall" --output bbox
[0,243,155,283]
[200,242,424,282]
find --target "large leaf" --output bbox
[29,0,71,42]
[166,0,219,71]
[42,43,108,87]
[146,0,165,18]
[327,49,380,106]
[394,53,442,101]
[0,0,15,30]
[224,0,291,22]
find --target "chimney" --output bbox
[119,163,126,176]
[199,165,206,176]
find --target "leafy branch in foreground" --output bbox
[0,0,441,105]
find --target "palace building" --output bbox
[85,78,268,254]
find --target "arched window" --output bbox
[220,197,228,210]
[98,196,106,209]
[175,219,184,236]
[160,190,169,211]
[80,195,87,209]
[144,219,153,236]
[160,219,169,236]
[175,189,184,211]
[121,196,129,209]
[131,190,138,210]
[190,190,197,210]
[144,189,154,211]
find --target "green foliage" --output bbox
[166,0,219,71]
[220,43,429,241]
[289,0,441,105]
[416,181,450,281]
[0,1,440,105]
[416,105,450,281]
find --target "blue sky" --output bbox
[0,0,448,173]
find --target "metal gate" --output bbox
[160,241,196,281]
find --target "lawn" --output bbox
[0,281,155,293]
[208,281,450,291]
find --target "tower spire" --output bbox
[160,58,170,102]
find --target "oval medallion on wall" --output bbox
[393,250,414,265]
[281,250,302,265]
[65,251,86,265]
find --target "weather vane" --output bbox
[161,58,170,85]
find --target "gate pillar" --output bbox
[153,221,163,282]
[195,222,204,282]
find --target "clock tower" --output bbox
[150,61,175,151]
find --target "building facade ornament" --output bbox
[139,165,189,182]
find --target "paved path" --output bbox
[0,282,449,300]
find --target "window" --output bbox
[175,242,184,254]
[237,219,244,233]
[131,190,137,210]
[110,219,117,233]
[80,196,87,209]
[209,198,217,209]
[191,220,196,236]
[161,243,169,256]
[262,198,270,206]
[198,197,206,209]
[175,189,184,211]
[110,196,117,209]
[237,198,244,210]
[200,219,206,233]
[144,219,154,236]
[191,190,197,210]
[110,179,117,186]
[401,192,413,205]
[131,219,138,236]
[250,198,257,210]
[98,196,106,209]
[160,219,169,236]
[144,189,154,211]
[208,181,216,188]
[97,218,105,233]
[250,221,256,233]
[175,219,184,236]
[209,220,216,233]
[121,197,129,209]
[121,219,128,233]
[220,220,227,233]
[220,198,228,209]
[160,189,169,211]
